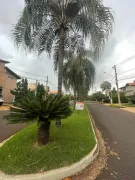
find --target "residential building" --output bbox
[28,83,50,92]
[28,83,37,91]
[49,90,64,95]
[0,59,21,102]
[119,81,135,96]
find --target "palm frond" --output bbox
[4,94,72,124]
[63,54,95,95]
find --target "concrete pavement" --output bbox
[0,111,28,142]
[87,102,135,180]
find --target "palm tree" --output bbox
[13,0,114,96]
[4,94,72,145]
[63,55,95,109]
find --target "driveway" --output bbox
[87,102,135,180]
[0,111,28,142]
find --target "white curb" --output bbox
[0,109,98,180]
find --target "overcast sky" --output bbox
[0,0,135,92]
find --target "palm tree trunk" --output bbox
[37,120,51,145]
[58,27,65,94]
[55,27,65,127]
[74,86,76,110]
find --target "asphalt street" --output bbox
[87,102,135,180]
[0,111,27,142]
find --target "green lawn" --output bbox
[109,104,125,108]
[0,104,96,175]
[122,103,135,107]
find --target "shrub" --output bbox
[112,93,128,103]
[4,94,72,146]
[103,97,110,103]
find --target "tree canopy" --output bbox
[100,81,111,92]
[63,55,95,108]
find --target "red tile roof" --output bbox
[126,83,135,86]
[120,82,135,89]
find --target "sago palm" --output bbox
[13,0,114,95]
[63,56,95,109]
[4,94,72,145]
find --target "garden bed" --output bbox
[0,104,96,175]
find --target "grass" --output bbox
[0,104,96,175]
[109,104,125,108]
[122,103,135,107]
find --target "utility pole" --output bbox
[110,90,113,104]
[113,65,121,106]
[46,76,48,92]
[45,76,48,99]
[35,80,38,96]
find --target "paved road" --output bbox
[87,102,135,180]
[0,111,28,142]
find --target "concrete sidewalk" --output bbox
[104,103,135,113]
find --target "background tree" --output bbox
[11,79,47,104]
[112,92,128,103]
[90,92,106,102]
[5,94,72,145]
[63,55,95,109]
[13,0,114,96]
[112,87,117,94]
[36,83,46,99]
[10,78,29,105]
[100,81,111,92]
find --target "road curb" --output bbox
[0,110,99,180]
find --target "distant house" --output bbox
[28,83,37,91]
[120,81,135,96]
[28,83,50,92]
[0,59,21,102]
[49,90,64,95]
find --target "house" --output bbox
[28,83,50,92]
[28,83,37,91]
[119,81,135,96]
[0,59,21,102]
[49,90,64,95]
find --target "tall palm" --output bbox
[63,55,95,109]
[13,0,114,95]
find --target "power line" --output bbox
[49,81,57,89]
[116,54,135,66]
[20,75,47,82]
[118,67,135,75]
[119,75,135,81]
[0,70,47,83]
[110,77,115,82]
[8,66,47,79]
[118,73,135,80]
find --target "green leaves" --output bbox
[4,94,72,124]
[12,0,114,59]
[100,81,112,92]
[63,55,95,100]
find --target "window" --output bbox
[8,75,14,79]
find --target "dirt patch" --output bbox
[122,107,135,113]
[67,115,108,180]
[0,105,10,111]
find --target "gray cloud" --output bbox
[1,0,135,92]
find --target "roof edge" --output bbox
[0,59,10,64]
[5,67,21,79]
